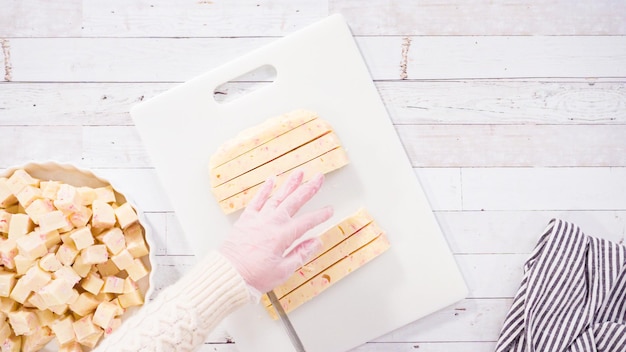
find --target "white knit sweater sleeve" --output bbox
[93,251,251,352]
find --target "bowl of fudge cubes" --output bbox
[0,162,154,351]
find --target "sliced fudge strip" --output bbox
[210,117,332,187]
[259,209,376,305]
[312,208,373,265]
[261,208,382,306]
[209,109,317,170]
[264,233,391,320]
[211,132,342,201]
[218,147,349,214]
[272,221,383,298]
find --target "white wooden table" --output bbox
[1,1,625,351]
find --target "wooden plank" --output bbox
[0,126,82,165]
[151,254,196,295]
[456,254,525,299]
[439,210,626,254]
[166,211,203,256]
[1,39,9,82]
[397,124,626,167]
[142,212,168,256]
[377,80,626,125]
[4,1,624,38]
[0,82,174,126]
[2,81,624,126]
[462,167,626,211]
[81,126,150,167]
[349,342,496,352]
[81,0,328,37]
[406,36,626,79]
[415,168,462,211]
[6,37,270,82]
[331,0,626,36]
[4,36,626,82]
[0,0,82,37]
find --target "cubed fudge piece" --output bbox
[92,301,119,329]
[111,249,134,270]
[102,276,124,294]
[0,178,18,208]
[0,270,16,297]
[91,200,116,229]
[123,223,149,258]
[69,292,100,316]
[51,316,76,346]
[38,210,70,234]
[101,227,125,255]
[125,258,149,281]
[15,186,42,208]
[8,213,34,239]
[56,242,79,266]
[7,309,39,336]
[24,198,55,225]
[113,203,138,229]
[53,184,83,214]
[80,273,104,296]
[16,233,47,260]
[94,186,116,203]
[81,244,108,265]
[69,227,94,251]
[40,181,61,200]
[39,253,62,272]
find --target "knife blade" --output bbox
[267,290,307,352]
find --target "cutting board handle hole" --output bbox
[213,65,277,104]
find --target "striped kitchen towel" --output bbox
[495,218,626,352]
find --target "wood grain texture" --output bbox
[0,0,82,37]
[81,0,327,37]
[378,80,626,125]
[2,36,625,82]
[398,124,626,167]
[0,126,82,164]
[462,167,626,211]
[0,82,173,126]
[4,81,624,126]
[405,36,626,79]
[4,0,625,37]
[331,0,626,36]
[439,210,626,254]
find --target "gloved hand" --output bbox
[219,169,333,302]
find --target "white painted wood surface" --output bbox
[1,1,625,351]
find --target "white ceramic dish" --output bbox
[0,162,156,351]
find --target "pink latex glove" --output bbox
[219,169,333,301]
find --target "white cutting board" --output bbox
[131,14,467,352]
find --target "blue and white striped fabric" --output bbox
[495,219,626,352]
